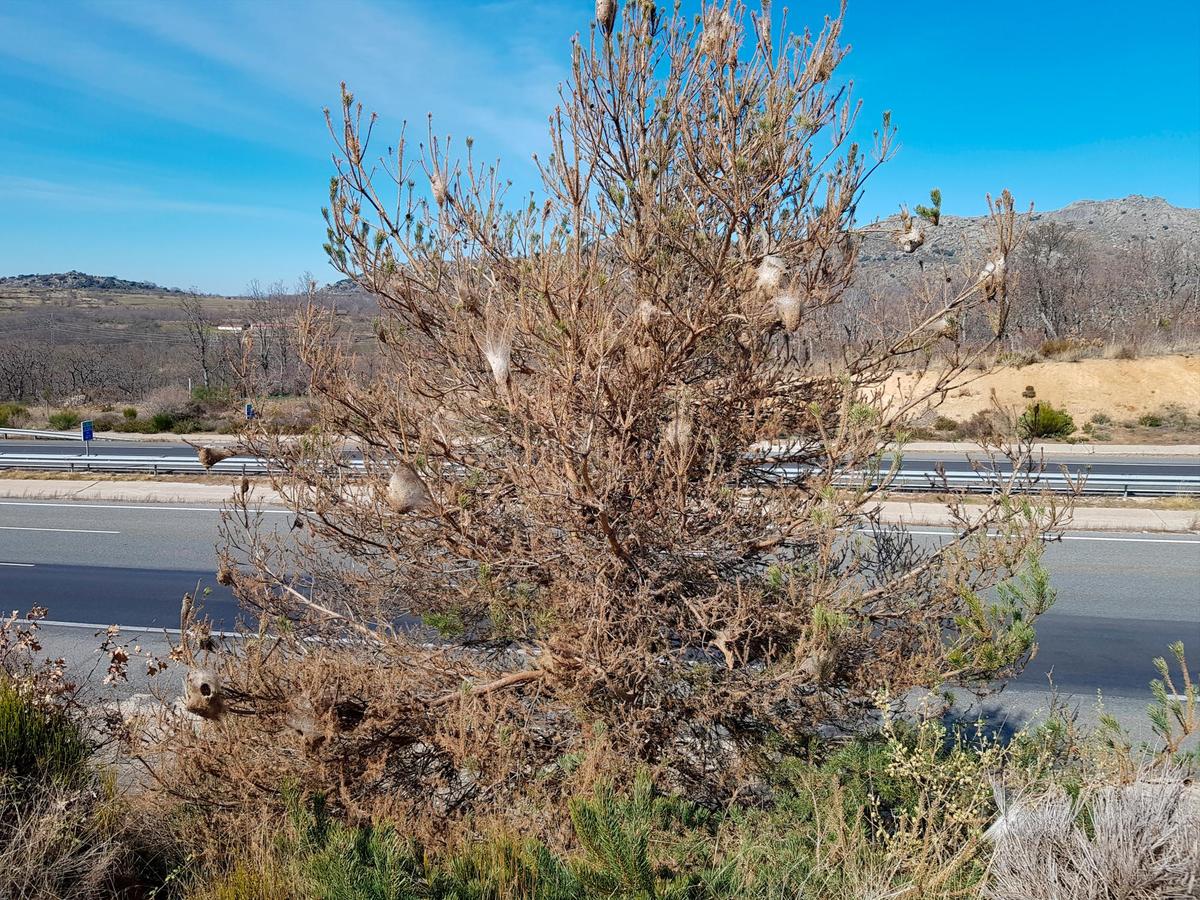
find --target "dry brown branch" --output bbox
[429,669,545,708]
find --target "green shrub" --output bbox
[1154,403,1193,429]
[219,777,729,900]
[47,411,81,430]
[1138,413,1164,428]
[421,611,466,637]
[150,412,177,432]
[122,407,138,420]
[0,678,90,790]
[113,418,158,434]
[191,385,234,409]
[931,416,958,432]
[1088,412,1112,426]
[0,678,149,898]
[194,791,567,900]
[291,797,430,900]
[0,403,28,428]
[170,419,202,435]
[92,415,117,432]
[1018,402,1075,439]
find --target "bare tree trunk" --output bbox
[179,292,213,389]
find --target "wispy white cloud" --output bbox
[0,2,580,291]
[0,5,296,143]
[0,174,302,219]
[46,0,576,162]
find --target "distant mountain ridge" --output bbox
[320,278,365,295]
[857,194,1198,275]
[0,270,186,294]
[3,196,1195,296]
[1045,195,1199,239]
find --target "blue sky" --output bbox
[1,0,1197,295]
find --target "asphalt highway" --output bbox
[1,499,1197,734]
[0,499,286,630]
[2,438,1198,480]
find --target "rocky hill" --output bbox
[857,194,1198,280]
[0,270,186,294]
[320,278,363,295]
[1043,195,1199,241]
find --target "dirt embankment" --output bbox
[891,355,1200,440]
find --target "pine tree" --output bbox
[916,187,943,225]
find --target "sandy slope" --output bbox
[892,354,1200,424]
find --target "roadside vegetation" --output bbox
[921,398,1200,444]
[1,2,1196,898]
[8,388,321,437]
[2,608,1197,899]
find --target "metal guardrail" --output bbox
[855,471,1199,497]
[0,453,269,476]
[0,428,84,440]
[1,451,1197,496]
[762,462,1200,497]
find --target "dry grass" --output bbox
[0,784,127,900]
[985,763,1200,899]
[0,286,247,314]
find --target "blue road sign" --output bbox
[81,420,94,442]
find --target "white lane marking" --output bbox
[1,502,1193,542]
[0,561,35,567]
[0,500,291,514]
[903,529,1200,545]
[25,620,412,648]
[15,618,239,638]
[0,525,120,534]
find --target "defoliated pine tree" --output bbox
[187,1,1059,815]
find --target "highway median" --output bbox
[1,474,1195,532]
